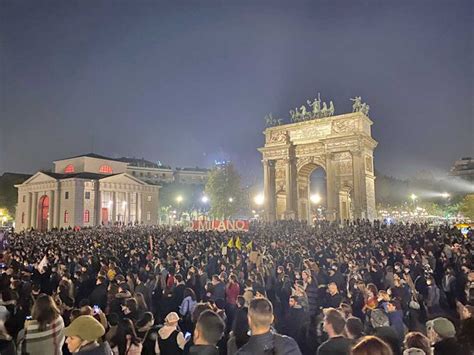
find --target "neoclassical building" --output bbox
[15,154,160,231]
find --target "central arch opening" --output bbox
[297,163,327,222]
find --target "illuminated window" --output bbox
[64,211,69,223]
[99,165,113,174]
[64,164,75,173]
[21,212,25,223]
[84,210,90,223]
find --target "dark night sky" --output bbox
[1,0,473,182]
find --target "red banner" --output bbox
[191,220,249,232]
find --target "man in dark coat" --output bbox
[280,296,307,348]
[317,308,351,355]
[88,275,108,310]
[236,298,301,355]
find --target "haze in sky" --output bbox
[1,0,472,182]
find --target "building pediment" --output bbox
[20,172,58,186]
[99,173,150,186]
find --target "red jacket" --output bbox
[226,282,240,305]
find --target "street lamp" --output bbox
[310,193,321,204]
[254,193,264,206]
[228,197,233,203]
[201,196,209,203]
[441,192,450,199]
[176,195,183,203]
[410,193,417,201]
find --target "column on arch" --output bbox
[351,150,367,219]
[263,159,276,222]
[284,157,297,219]
[325,153,338,221]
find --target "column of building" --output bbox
[27,192,33,228]
[48,190,54,230]
[53,187,59,228]
[112,191,117,223]
[137,192,142,223]
[32,192,38,229]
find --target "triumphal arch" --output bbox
[258,112,377,222]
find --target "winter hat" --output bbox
[426,317,456,338]
[64,315,105,341]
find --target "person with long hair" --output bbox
[136,312,159,355]
[403,332,431,355]
[18,294,65,355]
[351,336,393,355]
[111,318,142,355]
[134,292,148,316]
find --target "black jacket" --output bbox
[434,337,465,355]
[236,331,302,355]
[89,283,108,310]
[316,336,351,355]
[189,345,219,355]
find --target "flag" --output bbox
[235,236,242,250]
[227,237,234,248]
[246,241,253,251]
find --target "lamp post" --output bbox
[176,195,183,223]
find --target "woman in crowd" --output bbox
[111,318,142,355]
[18,294,65,355]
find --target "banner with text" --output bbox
[192,220,249,232]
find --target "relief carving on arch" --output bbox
[332,119,356,134]
[333,152,353,176]
[295,143,325,156]
[266,130,288,145]
[296,156,326,172]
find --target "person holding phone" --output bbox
[190,310,225,355]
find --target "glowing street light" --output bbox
[176,195,183,203]
[441,192,450,199]
[410,194,417,201]
[201,196,209,203]
[310,193,321,204]
[228,197,234,203]
[254,193,264,206]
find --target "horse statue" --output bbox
[329,101,335,116]
[351,96,362,113]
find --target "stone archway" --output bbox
[258,112,377,222]
[37,195,49,231]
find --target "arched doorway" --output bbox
[297,163,327,222]
[37,195,49,231]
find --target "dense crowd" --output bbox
[0,220,473,355]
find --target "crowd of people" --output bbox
[0,220,472,355]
